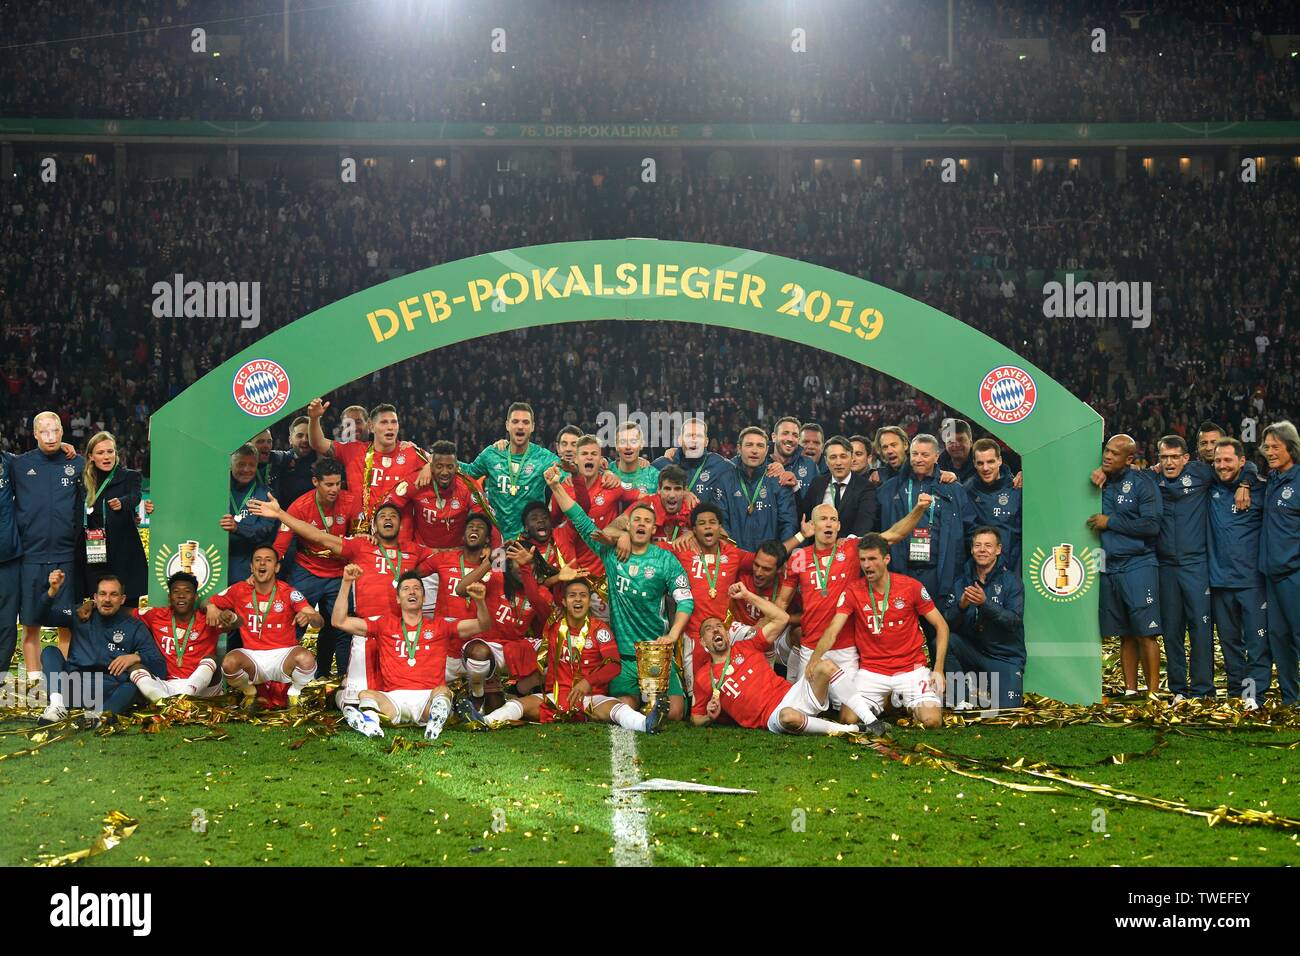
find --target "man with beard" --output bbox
[547,465,694,720]
[1207,438,1271,707]
[37,570,167,726]
[460,567,669,734]
[307,399,427,532]
[872,426,910,486]
[800,423,827,476]
[130,572,235,702]
[604,466,694,547]
[769,416,819,496]
[674,503,756,683]
[456,403,564,540]
[730,427,798,553]
[730,539,798,667]
[332,566,491,740]
[1196,421,1226,467]
[209,545,322,713]
[275,416,319,507]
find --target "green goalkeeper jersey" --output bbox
[461,441,560,539]
[564,501,694,653]
[613,462,660,496]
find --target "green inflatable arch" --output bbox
[148,240,1104,703]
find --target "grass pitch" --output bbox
[3,713,1297,867]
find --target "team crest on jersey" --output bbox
[233,359,291,417]
[396,454,406,465]
[273,601,285,612]
[110,630,124,645]
[978,365,1037,424]
[1122,481,1132,494]
[1284,487,1294,500]
[893,598,905,609]
[64,464,76,477]
[699,471,711,483]
[835,552,845,562]
[524,464,535,475]
[595,495,606,505]
[998,493,1009,506]
[720,555,728,564]
[451,499,461,509]
[733,653,745,665]
[645,567,656,579]
[1181,475,1192,487]
[798,466,808,477]
[759,486,767,498]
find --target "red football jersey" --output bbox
[275,489,358,578]
[637,494,691,545]
[678,543,753,638]
[691,630,788,729]
[339,537,438,616]
[729,570,784,629]
[135,607,221,680]
[425,548,495,620]
[209,580,311,651]
[365,613,455,692]
[386,475,478,549]
[782,538,860,650]
[333,440,426,525]
[839,573,933,675]
[555,477,637,528]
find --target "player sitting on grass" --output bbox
[331,564,491,740]
[458,546,669,733]
[207,545,324,714]
[692,580,888,736]
[130,571,237,703]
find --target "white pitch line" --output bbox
[608,726,652,867]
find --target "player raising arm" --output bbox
[692,581,887,736]
[546,464,694,720]
[331,565,491,740]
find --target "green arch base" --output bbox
[148,240,1104,703]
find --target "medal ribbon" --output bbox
[868,572,892,634]
[171,611,196,669]
[556,615,591,704]
[711,646,733,700]
[85,464,119,529]
[229,481,255,516]
[907,478,938,525]
[813,545,834,595]
[702,545,722,596]
[379,546,403,587]
[737,468,764,514]
[400,616,421,665]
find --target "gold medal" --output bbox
[708,587,717,598]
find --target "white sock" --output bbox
[131,670,169,703]
[800,714,860,736]
[224,667,253,694]
[342,636,369,704]
[609,702,647,732]
[185,659,218,695]
[827,668,879,721]
[484,699,524,722]
[288,664,316,695]
[49,691,65,710]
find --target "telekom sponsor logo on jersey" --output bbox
[233,359,291,417]
[978,366,1037,424]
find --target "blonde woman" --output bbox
[82,431,147,604]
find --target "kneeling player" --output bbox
[207,545,324,712]
[460,564,668,733]
[332,565,492,740]
[131,572,236,702]
[814,534,949,729]
[692,581,887,735]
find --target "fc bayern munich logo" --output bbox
[233,359,291,417]
[979,366,1037,424]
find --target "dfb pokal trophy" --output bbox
[635,640,673,713]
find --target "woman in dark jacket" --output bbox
[81,430,148,605]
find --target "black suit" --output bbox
[800,472,878,537]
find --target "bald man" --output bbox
[1088,435,1163,697]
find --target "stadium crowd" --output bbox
[3,0,1299,125]
[3,161,1297,466]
